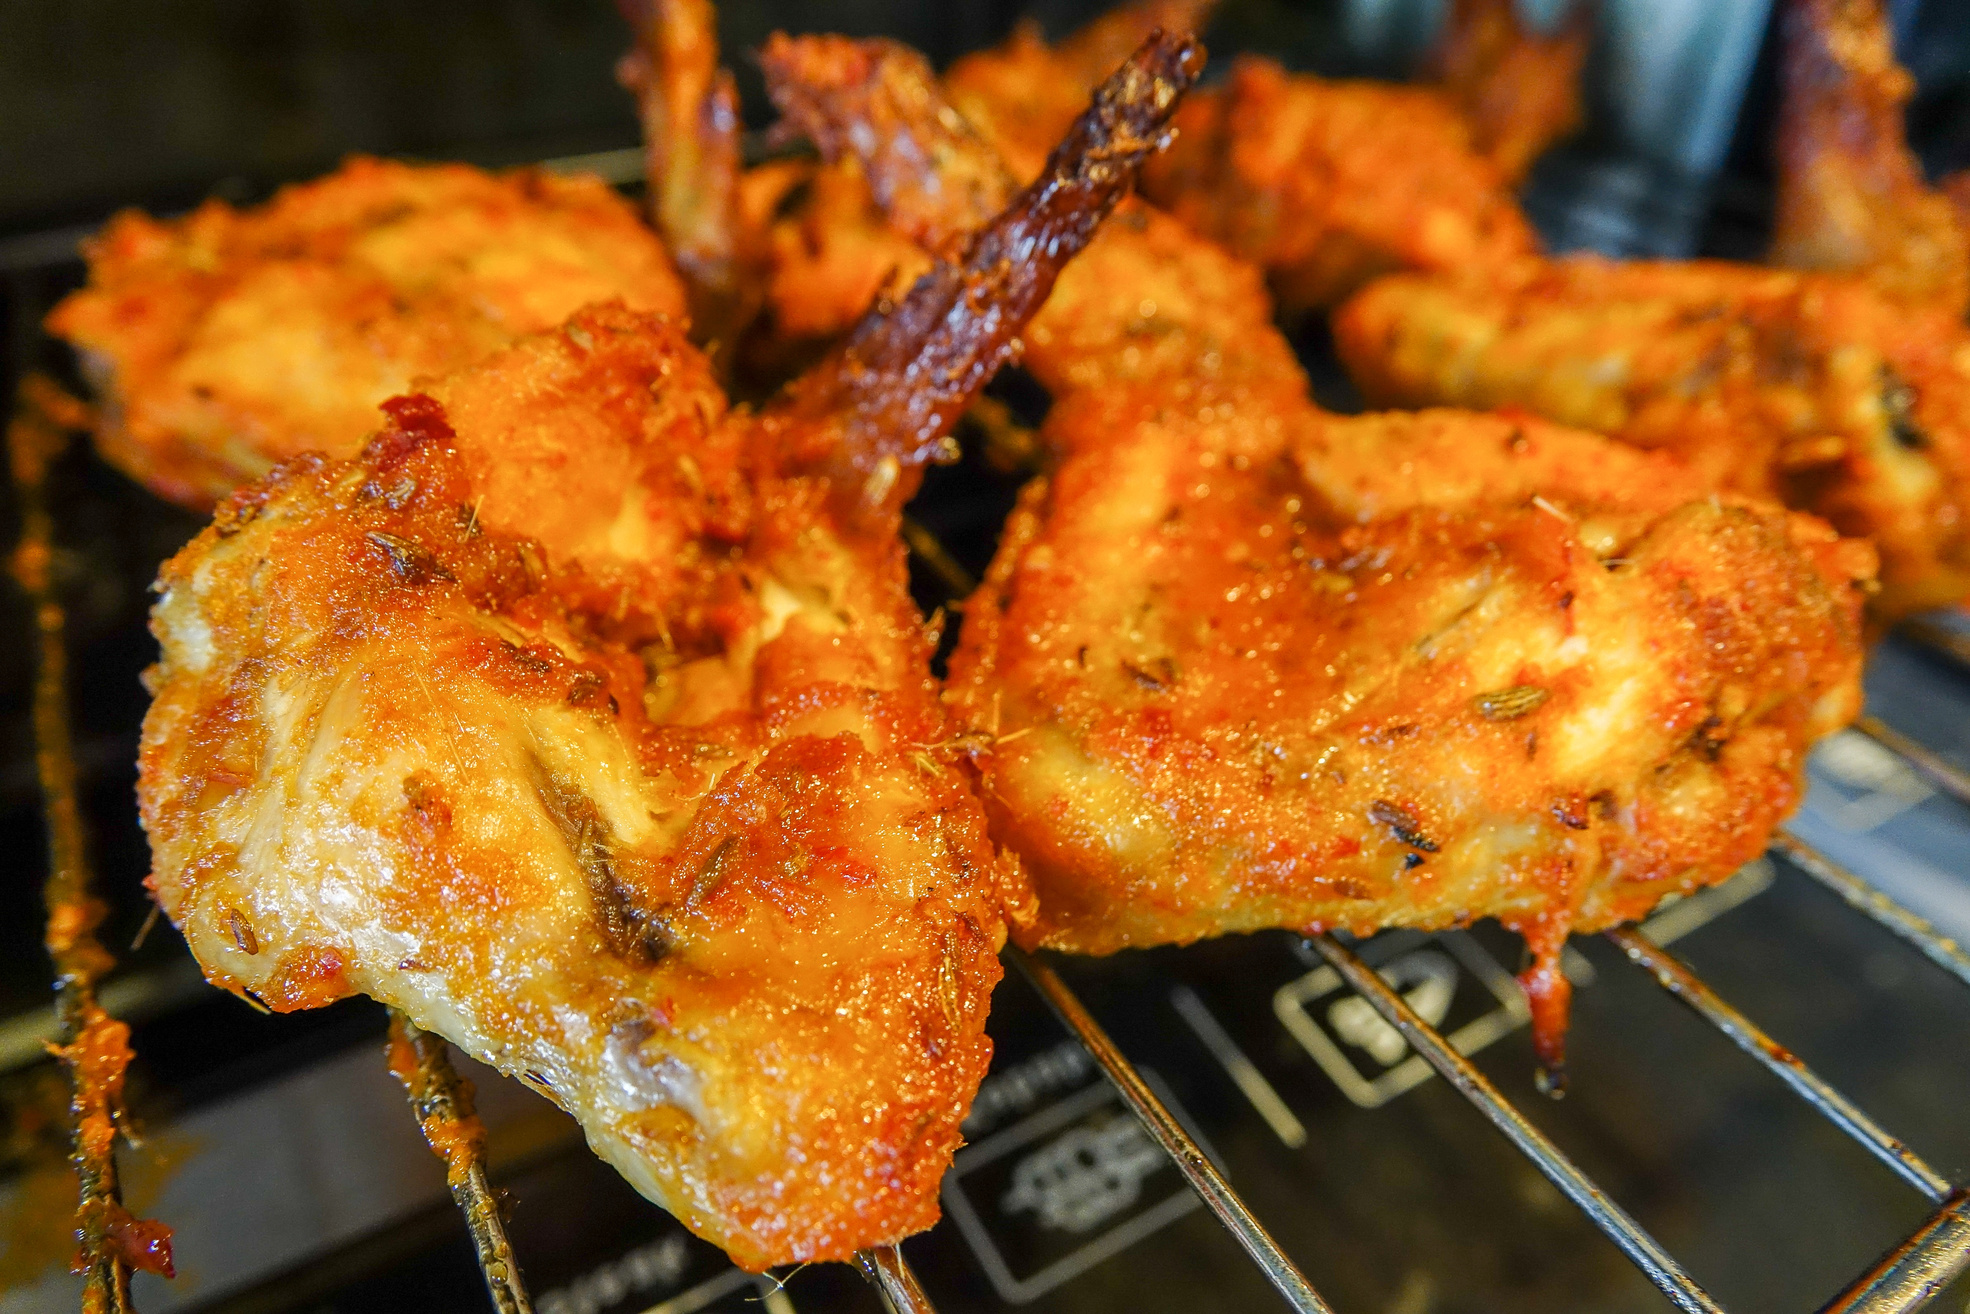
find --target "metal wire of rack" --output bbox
[10,206,1970,1314]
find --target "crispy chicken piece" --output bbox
[616,0,763,364]
[1335,257,1970,618]
[745,2,1205,364]
[742,33,1014,373]
[773,37,1873,1072]
[1424,0,1591,183]
[45,158,688,509]
[135,34,1200,1268]
[972,247,1870,1070]
[1770,0,1970,315]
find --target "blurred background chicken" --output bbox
[1331,0,1970,621]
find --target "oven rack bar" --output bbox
[1853,716,1970,810]
[11,383,147,1311]
[387,1011,534,1313]
[1603,926,1951,1202]
[1822,1191,1970,1314]
[1308,931,1725,1311]
[858,1245,936,1313]
[1009,946,1334,1313]
[1770,834,1970,992]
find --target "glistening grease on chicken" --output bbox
[766,35,1874,1080]
[46,158,689,509]
[136,32,1203,1269]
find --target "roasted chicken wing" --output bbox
[46,158,688,509]
[938,0,1562,313]
[135,33,1201,1268]
[771,35,1873,1073]
[1335,257,1970,618]
[1770,0,1970,315]
[616,0,763,365]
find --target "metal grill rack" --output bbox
[9,178,1970,1314]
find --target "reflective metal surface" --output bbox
[1304,934,1727,1314]
[1007,947,1334,1313]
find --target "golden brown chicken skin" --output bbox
[46,157,688,509]
[136,35,1201,1268]
[963,239,1871,1066]
[1770,0,1970,315]
[773,35,1873,1072]
[1335,257,1970,618]
[1140,56,1539,311]
[143,318,1010,1266]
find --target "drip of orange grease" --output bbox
[102,1208,176,1278]
[1519,945,1572,1098]
[386,1015,490,1188]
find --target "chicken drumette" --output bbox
[136,34,1201,1268]
[767,35,1873,1073]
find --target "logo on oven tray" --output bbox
[1323,947,1458,1067]
[1807,729,1934,833]
[999,1111,1166,1233]
[942,1064,1215,1304]
[1276,930,1528,1109]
